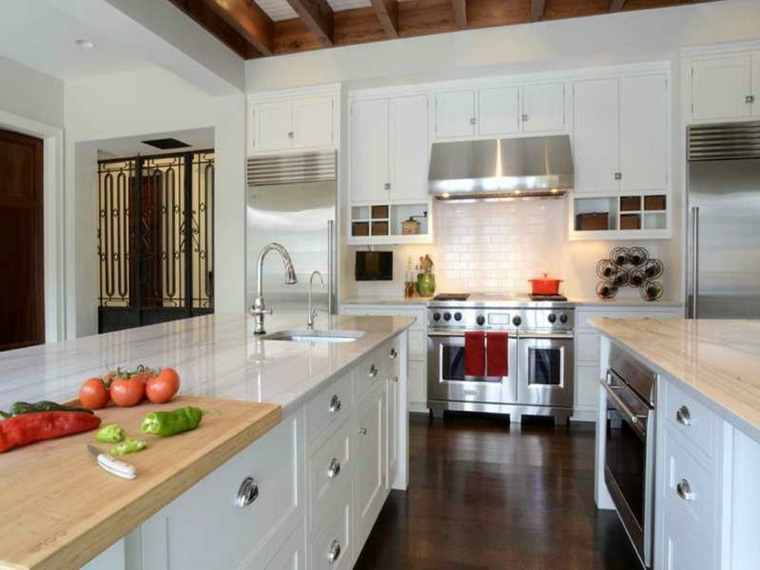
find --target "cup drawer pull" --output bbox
[329,394,342,413]
[235,477,259,508]
[676,405,692,426]
[676,479,693,502]
[327,539,341,563]
[327,458,341,479]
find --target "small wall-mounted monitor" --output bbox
[355,251,393,281]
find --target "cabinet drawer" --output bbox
[661,431,717,564]
[310,496,352,570]
[309,418,352,531]
[664,379,715,460]
[144,413,301,569]
[576,331,600,363]
[353,347,387,399]
[306,373,352,446]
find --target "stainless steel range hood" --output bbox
[428,135,573,201]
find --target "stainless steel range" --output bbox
[427,293,575,424]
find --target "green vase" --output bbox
[417,273,436,297]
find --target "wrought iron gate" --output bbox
[97,150,214,333]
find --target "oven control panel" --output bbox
[428,306,574,332]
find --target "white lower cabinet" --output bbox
[120,333,406,570]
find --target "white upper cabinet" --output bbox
[434,82,567,141]
[478,87,520,136]
[521,82,566,133]
[250,92,336,154]
[434,89,477,139]
[620,74,668,192]
[389,94,429,203]
[689,53,754,122]
[573,78,620,195]
[573,74,668,195]
[350,98,390,204]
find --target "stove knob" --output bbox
[433,312,441,322]
[548,313,557,324]
[444,312,452,321]
[454,312,463,321]
[512,315,522,326]
[559,313,568,324]
[476,315,486,326]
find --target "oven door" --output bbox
[427,331,517,405]
[516,333,574,408]
[601,371,655,568]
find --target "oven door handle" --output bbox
[518,332,574,340]
[599,378,647,439]
[428,330,468,337]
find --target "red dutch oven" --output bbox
[529,273,563,296]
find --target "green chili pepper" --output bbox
[96,424,126,443]
[0,401,95,418]
[110,437,148,456]
[140,406,205,436]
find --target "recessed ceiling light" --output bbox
[75,39,96,49]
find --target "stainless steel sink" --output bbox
[260,329,366,343]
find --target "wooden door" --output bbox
[253,100,293,152]
[434,89,476,139]
[350,98,390,204]
[292,96,334,149]
[691,55,752,122]
[389,94,429,203]
[0,128,44,351]
[522,82,566,133]
[478,86,520,137]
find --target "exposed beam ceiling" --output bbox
[451,0,466,30]
[169,0,727,58]
[609,0,627,11]
[531,0,546,22]
[370,0,399,38]
[285,0,334,46]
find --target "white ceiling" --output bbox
[0,0,150,80]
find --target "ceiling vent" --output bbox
[141,138,192,150]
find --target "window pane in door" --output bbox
[529,348,561,386]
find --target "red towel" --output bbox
[464,331,486,377]
[486,332,508,377]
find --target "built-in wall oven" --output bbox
[600,344,657,569]
[427,295,575,423]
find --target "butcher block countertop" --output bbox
[590,318,760,440]
[0,395,281,570]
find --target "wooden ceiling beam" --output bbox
[369,0,399,38]
[531,0,545,21]
[285,0,335,46]
[167,0,258,58]
[609,0,627,11]
[200,0,273,56]
[451,0,467,30]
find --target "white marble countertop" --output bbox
[0,313,415,415]
[341,296,432,306]
[591,318,760,440]
[341,295,682,308]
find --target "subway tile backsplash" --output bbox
[345,199,673,300]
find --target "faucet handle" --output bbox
[250,306,273,316]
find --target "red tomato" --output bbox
[110,377,146,407]
[78,377,110,409]
[145,368,181,404]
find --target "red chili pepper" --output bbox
[0,411,102,453]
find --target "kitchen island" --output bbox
[591,318,760,569]
[0,312,414,570]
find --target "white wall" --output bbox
[64,66,246,337]
[245,0,760,92]
[0,56,66,342]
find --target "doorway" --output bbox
[0,128,44,351]
[97,150,214,333]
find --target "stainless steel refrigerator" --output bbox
[246,151,337,318]
[686,122,760,318]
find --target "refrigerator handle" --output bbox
[689,206,700,319]
[327,220,336,315]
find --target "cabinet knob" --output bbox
[383,182,391,191]
[469,117,477,126]
[676,405,692,426]
[522,114,529,122]
[328,394,342,413]
[358,427,368,436]
[392,375,399,383]
[746,95,755,104]
[327,458,341,479]
[368,364,378,378]
[235,477,259,508]
[389,347,398,359]
[676,479,693,502]
[287,131,294,139]
[614,172,622,180]
[327,539,341,563]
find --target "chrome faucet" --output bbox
[251,243,297,335]
[306,270,325,330]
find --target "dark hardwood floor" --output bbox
[355,413,642,570]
